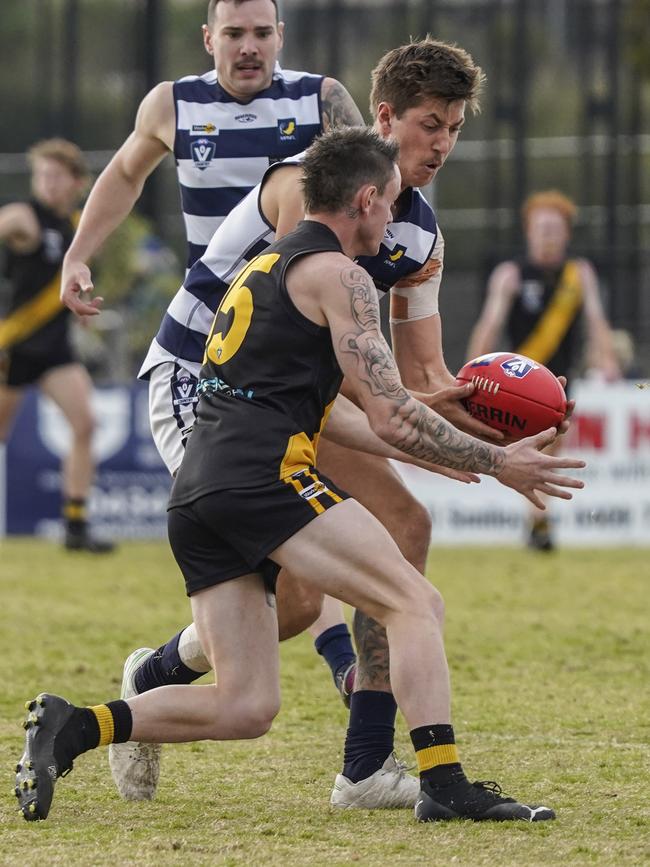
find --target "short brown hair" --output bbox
[207,0,279,27]
[369,37,485,118]
[521,190,577,229]
[27,138,89,181]
[301,127,399,214]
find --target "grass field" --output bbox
[1,539,648,866]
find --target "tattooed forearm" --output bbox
[336,266,506,475]
[353,609,391,690]
[393,401,505,474]
[321,79,365,131]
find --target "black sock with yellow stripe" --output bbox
[63,497,87,535]
[52,701,133,772]
[410,724,468,787]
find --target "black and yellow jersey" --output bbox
[0,200,75,353]
[506,258,584,377]
[169,220,345,505]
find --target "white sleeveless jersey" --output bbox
[173,65,323,269]
[140,160,440,379]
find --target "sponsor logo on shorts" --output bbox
[278,118,297,141]
[501,357,539,379]
[298,480,329,500]
[191,137,217,170]
[235,112,256,123]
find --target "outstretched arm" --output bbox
[322,392,480,483]
[466,260,520,361]
[61,82,175,316]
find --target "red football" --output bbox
[456,352,567,440]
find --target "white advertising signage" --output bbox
[396,381,650,546]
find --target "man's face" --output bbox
[375,97,466,189]
[31,158,84,214]
[203,0,284,101]
[526,207,571,267]
[360,164,402,256]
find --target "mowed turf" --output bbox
[0,538,648,866]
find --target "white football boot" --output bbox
[108,648,162,800]
[330,752,419,808]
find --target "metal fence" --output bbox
[1,0,648,374]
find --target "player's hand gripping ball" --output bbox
[456,352,567,441]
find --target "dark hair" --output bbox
[207,0,279,27]
[370,37,485,118]
[301,127,399,214]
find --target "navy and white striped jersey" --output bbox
[174,66,323,268]
[140,160,440,380]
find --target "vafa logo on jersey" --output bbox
[278,118,297,141]
[501,357,539,378]
[191,137,217,170]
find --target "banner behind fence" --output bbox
[1,381,648,545]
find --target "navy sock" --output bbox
[134,631,203,694]
[342,690,397,783]
[314,623,356,684]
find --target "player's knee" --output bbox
[234,695,281,738]
[278,589,322,640]
[70,411,95,443]
[393,497,432,566]
[396,572,444,626]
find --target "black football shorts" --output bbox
[168,467,349,596]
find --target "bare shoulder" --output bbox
[263,162,303,196]
[134,81,175,148]
[320,77,365,130]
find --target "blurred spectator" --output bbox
[467,189,622,550]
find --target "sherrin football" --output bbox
[456,352,567,440]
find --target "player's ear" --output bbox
[276,21,285,50]
[375,102,394,135]
[202,24,214,56]
[360,184,377,215]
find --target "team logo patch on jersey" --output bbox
[191,123,217,133]
[191,137,217,170]
[42,229,64,263]
[501,356,539,378]
[521,279,544,313]
[278,118,297,141]
[384,244,407,267]
[235,112,257,123]
[172,373,198,407]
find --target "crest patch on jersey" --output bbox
[191,137,217,170]
[42,229,64,263]
[235,113,257,123]
[277,118,297,142]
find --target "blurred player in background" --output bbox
[15,127,586,825]
[0,139,113,553]
[60,0,364,699]
[107,39,512,811]
[467,189,620,549]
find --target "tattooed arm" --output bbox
[315,259,586,507]
[320,78,365,130]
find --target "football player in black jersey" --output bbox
[15,128,586,824]
[0,139,113,552]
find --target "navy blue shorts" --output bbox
[168,468,348,596]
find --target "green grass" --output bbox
[1,540,649,866]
